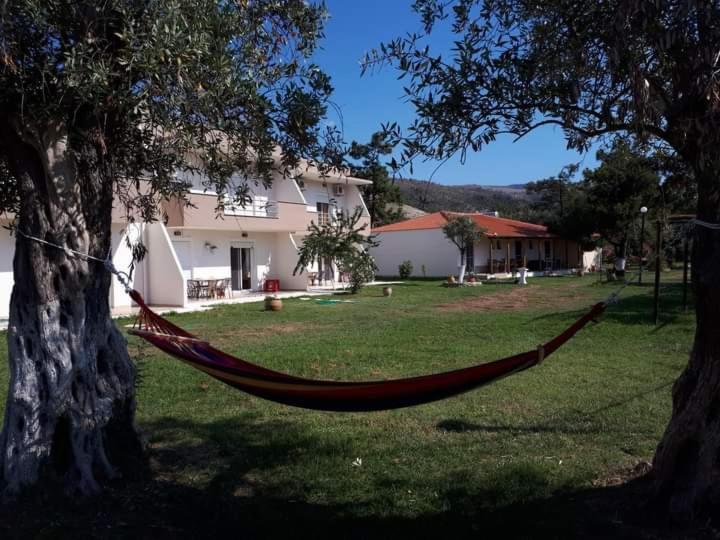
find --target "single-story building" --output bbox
[370,211,581,278]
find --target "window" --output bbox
[317,202,330,226]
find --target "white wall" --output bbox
[273,233,308,290]
[344,184,370,218]
[110,223,146,308]
[0,226,14,318]
[302,181,332,213]
[371,229,461,278]
[583,249,601,271]
[276,176,306,204]
[177,168,306,206]
[145,223,186,306]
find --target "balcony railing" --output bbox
[224,198,279,219]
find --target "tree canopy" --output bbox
[294,207,377,292]
[526,138,698,255]
[442,215,485,270]
[0,0,340,220]
[0,0,341,498]
[367,0,720,519]
[581,139,661,256]
[365,1,720,173]
[349,132,404,227]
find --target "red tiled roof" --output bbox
[372,211,557,238]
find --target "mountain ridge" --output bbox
[394,178,531,219]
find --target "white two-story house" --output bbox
[0,162,371,318]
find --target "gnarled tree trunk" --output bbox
[0,121,143,497]
[653,163,720,520]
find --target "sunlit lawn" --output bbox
[0,274,696,538]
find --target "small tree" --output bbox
[442,215,485,283]
[294,207,378,292]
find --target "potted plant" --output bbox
[265,295,283,311]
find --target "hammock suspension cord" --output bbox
[13,228,134,293]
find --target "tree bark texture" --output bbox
[653,165,720,520]
[0,121,143,497]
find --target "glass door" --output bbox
[231,247,242,290]
[241,247,252,289]
[231,246,253,291]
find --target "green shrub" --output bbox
[398,260,413,279]
[342,251,377,294]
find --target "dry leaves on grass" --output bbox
[436,282,594,313]
[209,322,317,348]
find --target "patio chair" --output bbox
[197,280,210,299]
[187,280,199,299]
[213,279,228,299]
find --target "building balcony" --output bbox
[224,198,279,219]
[162,192,309,232]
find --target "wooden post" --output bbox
[537,241,542,271]
[506,242,510,273]
[565,239,569,269]
[653,220,662,325]
[683,233,690,312]
[488,238,493,274]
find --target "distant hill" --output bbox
[386,202,427,220]
[395,179,531,218]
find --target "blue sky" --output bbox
[312,1,599,186]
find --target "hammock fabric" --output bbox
[127,290,608,412]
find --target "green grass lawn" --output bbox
[0,275,700,538]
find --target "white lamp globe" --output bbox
[640,206,648,214]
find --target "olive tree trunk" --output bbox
[653,165,720,519]
[0,122,143,497]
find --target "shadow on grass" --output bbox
[1,414,715,539]
[529,283,692,328]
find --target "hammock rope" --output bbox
[14,230,628,412]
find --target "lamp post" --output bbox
[639,206,648,285]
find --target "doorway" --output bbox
[515,240,524,266]
[317,256,334,283]
[231,246,253,290]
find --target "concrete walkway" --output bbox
[110,289,327,319]
[0,281,403,330]
[110,281,401,319]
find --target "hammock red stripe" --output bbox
[127,290,607,412]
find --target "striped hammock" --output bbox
[127,290,607,412]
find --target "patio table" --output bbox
[187,278,231,299]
